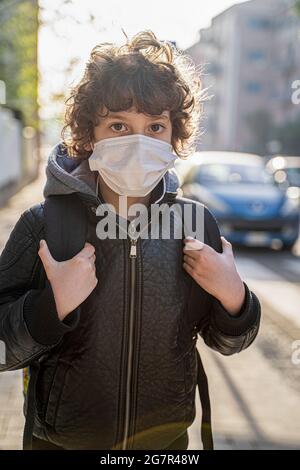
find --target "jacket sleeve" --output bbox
[0,205,80,372]
[189,205,261,356]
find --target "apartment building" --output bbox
[185,0,300,154]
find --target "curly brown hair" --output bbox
[61,29,206,159]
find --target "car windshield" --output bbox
[191,163,274,185]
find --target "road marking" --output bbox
[282,259,300,277]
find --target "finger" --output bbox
[38,239,56,268]
[183,254,205,278]
[88,253,96,265]
[183,247,202,260]
[221,236,233,253]
[183,237,205,251]
[183,245,208,263]
[183,261,201,283]
[183,254,198,271]
[88,258,96,271]
[76,242,95,259]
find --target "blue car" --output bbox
[176,151,300,250]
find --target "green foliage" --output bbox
[295,0,300,16]
[0,0,39,129]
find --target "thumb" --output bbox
[38,239,56,269]
[75,242,95,259]
[221,236,232,253]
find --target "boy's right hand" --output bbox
[38,239,98,321]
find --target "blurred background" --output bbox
[0,0,300,450]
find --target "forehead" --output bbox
[103,107,170,121]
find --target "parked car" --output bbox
[176,151,300,250]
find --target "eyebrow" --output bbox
[104,112,170,121]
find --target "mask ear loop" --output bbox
[96,173,100,198]
[89,138,99,197]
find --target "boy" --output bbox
[0,30,261,450]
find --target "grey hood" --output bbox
[43,141,180,202]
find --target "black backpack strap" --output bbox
[43,193,88,261]
[173,196,214,450]
[196,349,214,450]
[23,193,88,450]
[23,360,41,450]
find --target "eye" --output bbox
[150,123,166,133]
[110,122,127,132]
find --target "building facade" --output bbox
[185,0,300,154]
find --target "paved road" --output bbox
[0,151,300,450]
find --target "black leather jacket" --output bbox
[0,144,261,450]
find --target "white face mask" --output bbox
[88,133,177,197]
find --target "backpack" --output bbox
[22,193,213,450]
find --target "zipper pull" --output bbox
[130,239,137,258]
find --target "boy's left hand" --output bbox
[183,236,246,316]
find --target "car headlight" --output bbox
[280,197,300,216]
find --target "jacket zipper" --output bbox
[121,227,138,450]
[88,194,169,450]
[117,208,171,449]
[89,196,175,450]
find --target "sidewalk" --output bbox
[189,313,300,450]
[0,162,46,450]
[0,156,300,450]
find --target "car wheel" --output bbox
[281,242,295,251]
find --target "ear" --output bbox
[83,140,93,152]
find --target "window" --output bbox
[247,50,266,62]
[248,18,271,30]
[246,82,263,93]
[191,164,274,185]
